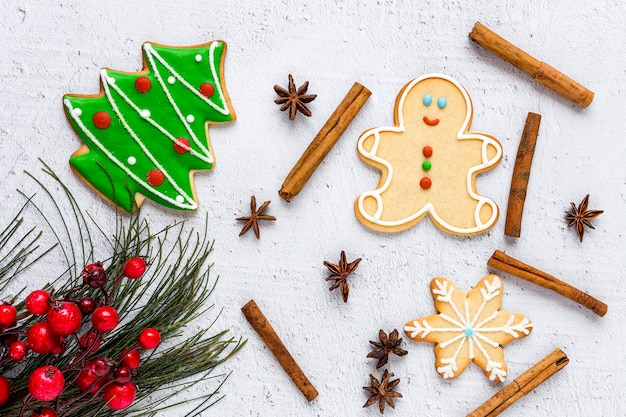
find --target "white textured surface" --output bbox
[1,1,625,416]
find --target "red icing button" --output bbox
[173,137,190,154]
[423,146,433,158]
[199,82,215,98]
[420,177,432,189]
[146,169,165,187]
[135,76,152,93]
[93,111,111,129]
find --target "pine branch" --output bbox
[0,165,244,416]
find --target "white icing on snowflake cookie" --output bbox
[355,74,502,235]
[404,275,532,382]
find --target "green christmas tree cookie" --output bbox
[63,41,236,211]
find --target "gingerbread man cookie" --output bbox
[404,275,532,382]
[355,74,502,235]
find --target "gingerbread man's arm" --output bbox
[357,128,379,156]
[481,136,503,167]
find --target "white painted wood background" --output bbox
[1,0,624,415]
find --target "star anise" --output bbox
[565,194,603,242]
[363,369,402,414]
[273,74,317,120]
[367,329,408,369]
[236,195,276,239]
[324,251,361,303]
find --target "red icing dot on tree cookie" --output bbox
[423,146,433,158]
[146,169,165,186]
[199,82,214,98]
[173,137,190,154]
[135,76,152,93]
[93,111,111,129]
[420,177,432,189]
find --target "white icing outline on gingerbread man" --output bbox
[356,74,502,234]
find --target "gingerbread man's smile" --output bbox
[423,116,440,126]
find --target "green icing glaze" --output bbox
[64,41,234,211]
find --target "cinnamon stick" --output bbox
[467,348,569,417]
[279,82,372,202]
[469,22,594,108]
[241,300,319,402]
[504,112,541,237]
[488,250,608,317]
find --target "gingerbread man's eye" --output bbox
[423,94,433,106]
[437,97,447,109]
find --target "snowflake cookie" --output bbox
[404,275,532,382]
[355,74,502,235]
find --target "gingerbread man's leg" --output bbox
[357,129,436,229]
[427,138,501,234]
[428,193,494,233]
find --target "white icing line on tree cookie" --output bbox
[99,70,198,209]
[356,73,503,234]
[63,98,197,210]
[144,42,230,117]
[102,69,212,165]
[143,44,216,164]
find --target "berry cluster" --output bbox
[0,257,159,416]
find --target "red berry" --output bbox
[0,375,10,406]
[76,361,108,393]
[78,297,96,315]
[32,406,58,417]
[82,262,107,288]
[90,358,111,377]
[119,348,141,369]
[47,302,82,336]
[113,366,132,384]
[138,328,161,349]
[103,382,136,410]
[80,331,101,351]
[26,290,51,316]
[28,365,65,401]
[0,303,17,328]
[123,257,146,279]
[51,337,67,355]
[92,306,119,332]
[27,322,61,354]
[8,340,28,361]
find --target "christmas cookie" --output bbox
[355,74,502,235]
[63,41,236,211]
[404,275,532,382]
